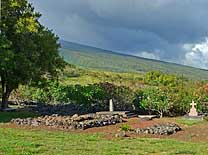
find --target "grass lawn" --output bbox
[0,112,39,123]
[0,127,208,155]
[0,112,208,155]
[175,118,204,126]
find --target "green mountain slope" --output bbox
[60,40,208,80]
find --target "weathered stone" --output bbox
[135,123,181,135]
[115,131,126,138]
[11,114,123,130]
[71,114,79,119]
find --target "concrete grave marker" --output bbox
[109,99,114,112]
[188,100,198,117]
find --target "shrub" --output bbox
[120,124,131,132]
[66,84,107,111]
[138,87,170,118]
[99,82,135,111]
[167,87,195,116]
[145,71,178,87]
[136,85,199,117]
[204,116,208,121]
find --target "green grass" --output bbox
[0,112,39,123]
[176,118,204,126]
[60,65,144,89]
[0,112,208,155]
[0,126,208,155]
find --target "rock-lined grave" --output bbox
[135,123,181,135]
[11,113,182,135]
[11,114,123,130]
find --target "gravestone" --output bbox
[109,99,114,112]
[188,100,198,117]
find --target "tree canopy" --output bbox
[0,0,65,109]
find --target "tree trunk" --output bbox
[1,92,10,110]
[1,79,12,110]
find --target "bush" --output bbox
[99,82,135,111]
[10,81,69,104]
[194,84,208,113]
[120,124,131,132]
[66,84,106,111]
[135,85,200,117]
[145,71,178,87]
[13,81,136,112]
[137,87,170,118]
[204,116,208,121]
[167,87,195,116]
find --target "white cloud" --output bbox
[183,38,208,69]
[136,51,160,60]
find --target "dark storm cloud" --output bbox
[29,0,208,68]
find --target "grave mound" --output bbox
[11,114,123,130]
[135,123,181,135]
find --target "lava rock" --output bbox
[115,131,126,138]
[135,123,181,135]
[11,114,123,130]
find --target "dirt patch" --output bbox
[169,123,208,142]
[81,118,166,134]
[81,118,208,142]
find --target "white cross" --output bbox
[190,100,197,108]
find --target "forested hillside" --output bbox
[60,40,208,80]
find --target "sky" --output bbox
[29,0,208,69]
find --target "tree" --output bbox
[194,83,208,113]
[165,86,193,116]
[0,0,65,110]
[139,87,170,118]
